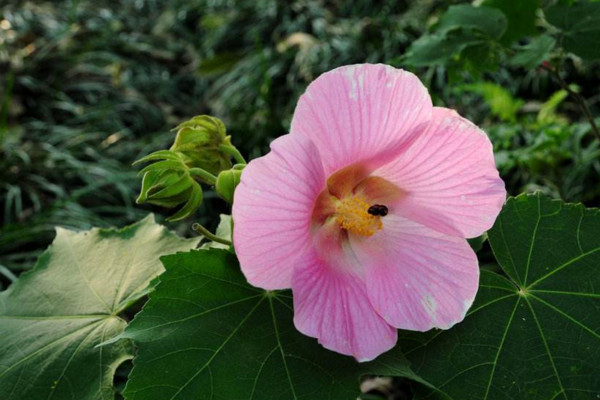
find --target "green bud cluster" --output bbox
[170,115,233,175]
[134,115,246,221]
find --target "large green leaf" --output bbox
[545,0,600,60]
[0,215,198,400]
[404,31,486,67]
[404,5,506,67]
[483,0,539,43]
[397,193,599,399]
[436,5,507,39]
[120,249,424,400]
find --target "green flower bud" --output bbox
[170,115,233,175]
[137,169,193,209]
[215,164,244,204]
[134,152,205,222]
[133,115,245,220]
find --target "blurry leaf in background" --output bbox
[0,216,198,400]
[403,5,507,68]
[403,30,485,67]
[394,194,600,400]
[545,0,600,60]
[197,52,244,77]
[509,35,556,69]
[435,4,508,39]
[537,88,569,124]
[118,249,426,400]
[482,0,540,44]
[459,82,524,122]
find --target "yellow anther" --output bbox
[334,196,382,236]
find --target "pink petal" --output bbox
[232,134,325,290]
[292,249,398,362]
[290,64,432,176]
[350,214,479,331]
[374,107,506,238]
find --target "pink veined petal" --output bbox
[373,107,506,238]
[290,64,433,176]
[349,214,479,331]
[232,134,325,290]
[292,249,398,362]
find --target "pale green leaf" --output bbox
[0,215,199,400]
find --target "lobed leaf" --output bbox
[545,1,600,60]
[482,0,539,44]
[0,216,199,400]
[436,5,507,39]
[404,5,506,67]
[120,249,425,400]
[392,193,600,400]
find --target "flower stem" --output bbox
[219,144,247,165]
[192,223,232,246]
[189,168,217,185]
[541,63,600,142]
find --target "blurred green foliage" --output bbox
[1,0,599,282]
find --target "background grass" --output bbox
[1,0,599,285]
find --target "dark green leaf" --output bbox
[545,1,600,60]
[404,5,507,67]
[509,35,556,69]
[395,193,600,399]
[483,0,540,43]
[437,5,508,39]
[120,249,424,400]
[404,31,485,67]
[0,216,199,400]
[197,52,243,77]
[467,234,487,253]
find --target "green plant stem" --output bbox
[192,223,232,246]
[189,168,217,184]
[541,64,600,142]
[219,144,247,164]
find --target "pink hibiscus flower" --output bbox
[232,64,506,362]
